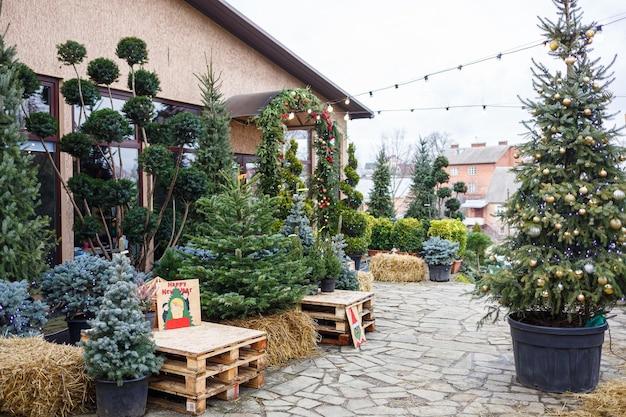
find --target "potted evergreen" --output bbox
[42,254,114,344]
[83,254,162,417]
[475,0,625,393]
[422,237,459,282]
[309,237,342,293]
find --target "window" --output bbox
[284,129,311,180]
[468,182,476,193]
[450,167,458,176]
[468,166,477,175]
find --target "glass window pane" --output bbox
[73,95,135,142]
[19,85,51,130]
[284,129,310,179]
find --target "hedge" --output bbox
[428,219,467,255]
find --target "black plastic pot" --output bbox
[67,318,91,345]
[144,311,156,329]
[95,375,149,417]
[349,255,362,271]
[508,314,607,393]
[320,278,336,293]
[428,264,451,282]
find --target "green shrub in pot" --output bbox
[422,237,459,283]
[390,218,425,253]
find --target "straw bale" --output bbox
[223,309,318,367]
[357,271,374,292]
[551,378,626,417]
[0,337,93,417]
[370,253,427,282]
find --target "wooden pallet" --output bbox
[149,322,267,415]
[297,290,376,346]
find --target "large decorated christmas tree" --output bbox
[477,0,625,327]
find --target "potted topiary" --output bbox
[390,217,425,255]
[42,254,114,344]
[422,237,459,282]
[321,246,342,293]
[309,237,342,293]
[474,0,626,394]
[341,209,370,270]
[83,254,162,417]
[368,217,394,257]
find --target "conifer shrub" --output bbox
[391,218,425,253]
[60,78,101,107]
[82,108,133,143]
[0,281,48,336]
[180,177,310,320]
[332,234,359,290]
[83,254,162,384]
[87,57,120,85]
[282,193,314,253]
[369,217,394,250]
[130,68,160,97]
[122,95,155,127]
[422,237,459,266]
[59,132,95,159]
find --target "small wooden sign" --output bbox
[346,304,366,348]
[156,279,201,331]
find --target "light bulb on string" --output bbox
[288,112,295,120]
[344,113,349,121]
[344,97,350,105]
[326,104,334,113]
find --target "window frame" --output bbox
[468,166,477,176]
[468,182,477,193]
[450,167,458,176]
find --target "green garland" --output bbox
[255,88,340,229]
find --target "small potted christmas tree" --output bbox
[83,254,162,417]
[475,0,625,393]
[422,237,459,282]
[309,236,342,293]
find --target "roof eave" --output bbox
[184,0,374,120]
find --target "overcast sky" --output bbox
[228,0,626,164]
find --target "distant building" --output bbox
[444,141,519,238]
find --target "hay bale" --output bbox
[370,253,427,282]
[223,309,318,367]
[552,378,626,416]
[0,337,93,417]
[357,271,374,292]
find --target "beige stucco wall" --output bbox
[3,0,351,262]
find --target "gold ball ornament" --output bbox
[481,285,489,293]
[577,293,585,302]
[575,269,584,278]
[583,76,591,83]
[555,270,565,279]
[533,216,541,223]
[542,168,550,175]
[610,218,622,230]
[535,153,542,160]
[564,193,576,204]
[555,223,562,230]
[550,126,558,133]
[579,186,588,195]
[559,147,566,154]
[584,108,592,116]
[613,189,625,201]
[604,284,614,295]
[537,278,546,287]
[513,152,520,159]
[579,208,587,216]
[593,81,601,90]
[597,277,608,286]
[573,229,580,236]
[544,195,555,204]
[529,259,538,268]
[549,39,559,51]
[599,169,607,178]
[562,97,572,106]
[553,93,561,100]
[564,231,572,238]
[585,29,595,38]
[542,290,550,298]
[565,56,576,65]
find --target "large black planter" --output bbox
[67,318,91,345]
[428,264,451,282]
[95,375,149,417]
[508,314,607,393]
[348,255,362,271]
[320,278,336,293]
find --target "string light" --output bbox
[326,104,334,113]
[288,112,295,120]
[325,12,626,105]
[344,97,350,105]
[343,113,349,121]
[335,103,529,117]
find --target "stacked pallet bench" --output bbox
[297,290,375,346]
[149,322,267,415]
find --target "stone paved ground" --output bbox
[145,281,626,417]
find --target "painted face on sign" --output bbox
[170,298,185,319]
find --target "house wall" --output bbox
[495,146,518,167]
[446,163,495,198]
[3,0,349,262]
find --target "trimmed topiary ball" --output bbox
[74,215,101,241]
[25,112,57,138]
[116,37,148,66]
[87,57,120,85]
[68,173,97,204]
[60,78,101,107]
[122,206,157,243]
[122,95,154,127]
[56,40,86,66]
[102,179,136,207]
[174,167,208,202]
[16,63,40,98]
[82,108,133,143]
[130,68,160,97]
[138,144,173,175]
[60,132,94,159]
[167,111,203,146]
[144,121,172,146]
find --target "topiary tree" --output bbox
[275,139,306,219]
[369,217,394,251]
[475,0,626,327]
[180,176,311,320]
[0,33,53,282]
[83,253,162,384]
[0,280,48,336]
[367,148,395,218]
[340,143,363,209]
[391,218,425,253]
[194,59,233,195]
[406,136,435,219]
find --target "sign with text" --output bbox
[346,304,366,348]
[156,279,201,331]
